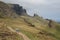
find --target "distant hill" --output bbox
[0,1,60,40]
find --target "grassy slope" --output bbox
[0,22,24,40]
[0,16,60,40]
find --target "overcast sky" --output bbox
[0,0,60,21]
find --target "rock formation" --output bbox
[0,1,19,18]
[46,19,55,28]
[0,1,28,18]
[10,4,27,16]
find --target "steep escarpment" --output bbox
[9,4,27,16]
[12,4,27,16]
[0,1,18,18]
[0,1,28,18]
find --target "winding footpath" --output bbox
[7,27,31,40]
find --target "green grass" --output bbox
[0,17,60,40]
[0,26,24,40]
[42,25,60,40]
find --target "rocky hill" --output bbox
[0,1,60,40]
[0,1,28,18]
[0,1,18,18]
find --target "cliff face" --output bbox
[10,4,27,16]
[0,1,10,18]
[0,1,28,18]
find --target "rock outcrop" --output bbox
[0,1,18,18]
[0,1,28,18]
[10,4,27,16]
[46,19,55,28]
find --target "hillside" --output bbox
[0,1,60,40]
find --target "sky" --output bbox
[0,0,60,21]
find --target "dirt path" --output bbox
[7,27,31,40]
